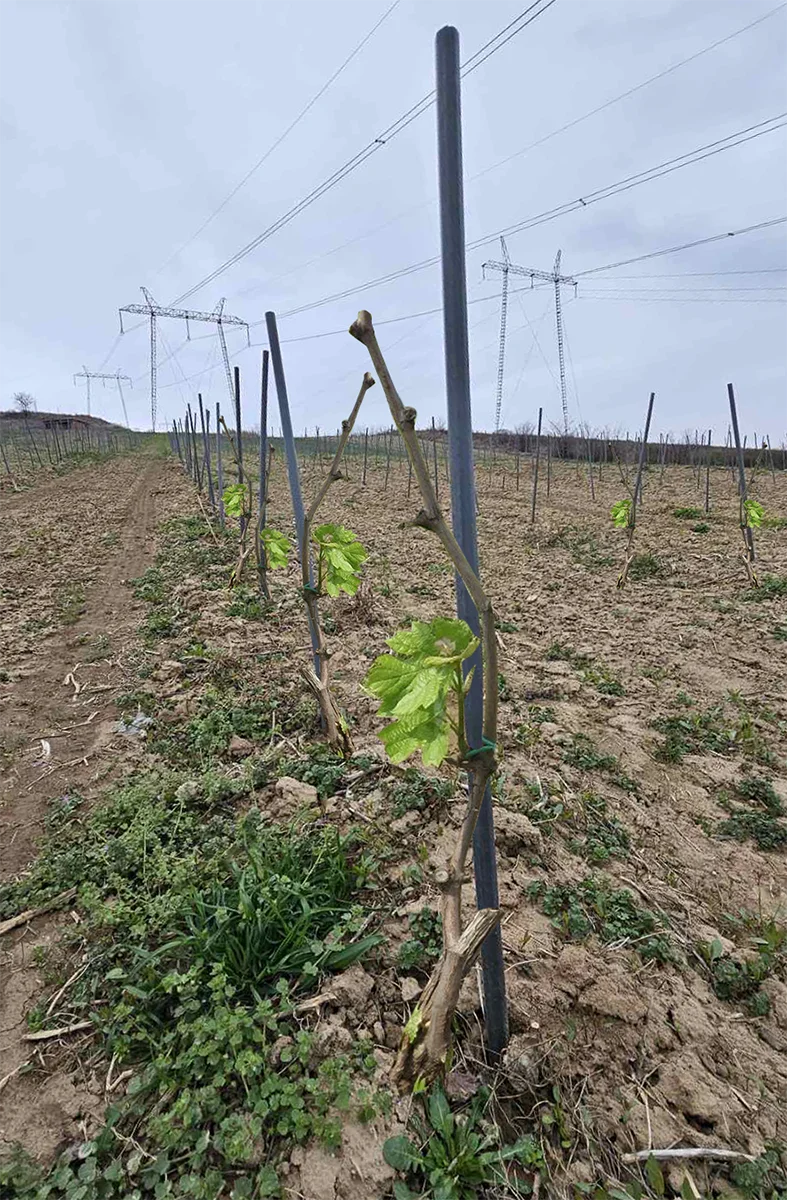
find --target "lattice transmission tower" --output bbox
[73,368,133,425]
[118,288,249,430]
[482,247,577,434]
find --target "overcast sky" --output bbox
[1,0,785,440]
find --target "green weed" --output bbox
[715,774,787,851]
[743,574,787,602]
[691,522,710,534]
[397,907,443,972]
[390,768,454,818]
[569,793,631,864]
[528,876,674,963]
[383,1084,543,1199]
[544,644,624,695]
[226,584,268,620]
[562,734,638,793]
[653,700,774,766]
[698,929,785,1016]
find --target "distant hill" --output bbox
[0,409,128,434]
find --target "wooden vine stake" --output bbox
[617,391,655,588]
[299,372,375,757]
[350,309,501,1088]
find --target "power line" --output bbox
[470,2,787,186]
[168,0,558,306]
[574,216,787,277]
[274,119,787,321]
[224,3,786,307]
[154,0,402,277]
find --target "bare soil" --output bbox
[0,454,165,1157]
[1,442,785,1194]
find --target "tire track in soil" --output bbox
[1,457,164,1160]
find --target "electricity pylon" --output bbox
[73,368,132,425]
[118,288,249,430]
[482,247,577,434]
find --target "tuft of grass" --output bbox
[673,506,703,519]
[691,522,710,534]
[56,582,86,625]
[528,875,674,963]
[627,552,664,581]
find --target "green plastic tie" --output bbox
[302,583,321,597]
[466,737,497,759]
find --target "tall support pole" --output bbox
[265,311,320,674]
[530,406,542,524]
[172,420,183,465]
[215,403,225,528]
[218,321,235,409]
[149,315,157,431]
[554,250,569,435]
[493,238,510,434]
[436,24,507,1056]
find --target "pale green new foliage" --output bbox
[364,617,478,767]
[259,527,291,570]
[222,482,247,517]
[743,499,765,529]
[610,498,632,528]
[313,523,367,596]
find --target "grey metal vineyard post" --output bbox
[198,394,216,510]
[233,367,246,536]
[258,349,270,597]
[215,403,225,528]
[727,383,755,567]
[530,406,542,524]
[265,310,320,674]
[704,428,712,513]
[436,24,507,1055]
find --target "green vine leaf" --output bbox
[259,527,291,570]
[610,498,632,528]
[312,523,367,596]
[222,483,247,518]
[364,617,478,767]
[743,499,765,529]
